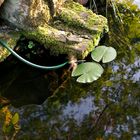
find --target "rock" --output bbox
[55,1,108,34]
[0,0,108,59]
[23,25,94,58]
[0,0,50,29]
[0,24,21,62]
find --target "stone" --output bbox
[0,0,108,59]
[0,0,50,29]
[0,24,21,62]
[23,25,94,58]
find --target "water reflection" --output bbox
[63,95,96,124]
[134,0,140,8]
[8,54,140,139]
[0,1,140,140]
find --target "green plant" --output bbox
[72,45,117,83]
[27,41,35,49]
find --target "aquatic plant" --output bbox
[27,41,35,49]
[72,45,117,83]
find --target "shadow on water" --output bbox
[0,37,69,106]
[0,1,140,140]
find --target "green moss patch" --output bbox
[56,1,108,34]
[23,26,95,59]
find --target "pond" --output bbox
[0,1,140,140]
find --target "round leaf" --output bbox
[72,62,104,83]
[102,47,117,63]
[91,46,117,63]
[91,46,107,62]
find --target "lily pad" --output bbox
[91,46,117,63]
[72,62,104,83]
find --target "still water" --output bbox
[0,1,140,140]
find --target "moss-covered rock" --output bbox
[0,0,108,59]
[0,27,20,62]
[22,1,108,59]
[55,1,108,34]
[23,25,94,59]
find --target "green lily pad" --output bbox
[72,62,104,83]
[91,46,117,63]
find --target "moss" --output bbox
[56,1,109,34]
[52,20,103,53]
[22,0,51,29]
[23,26,95,59]
[52,1,108,58]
